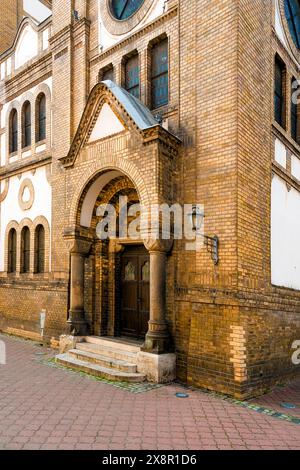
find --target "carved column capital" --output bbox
[143,238,173,254]
[63,226,92,255]
[108,239,125,254]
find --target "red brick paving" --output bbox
[0,334,299,450]
[249,378,300,417]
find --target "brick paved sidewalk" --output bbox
[249,378,300,418]
[0,334,299,450]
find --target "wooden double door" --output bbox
[120,245,150,339]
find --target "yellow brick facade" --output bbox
[0,0,299,398]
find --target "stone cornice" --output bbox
[0,53,52,103]
[142,126,181,159]
[272,161,300,193]
[49,25,72,51]
[272,124,300,160]
[90,5,178,65]
[0,154,52,181]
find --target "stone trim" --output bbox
[32,215,51,274]
[4,220,19,276]
[6,100,21,165]
[90,3,178,65]
[3,216,51,276]
[100,0,155,36]
[0,179,9,202]
[18,178,35,211]
[278,0,300,65]
[4,83,52,167]
[59,81,180,168]
[69,160,151,228]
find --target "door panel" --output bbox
[120,246,150,339]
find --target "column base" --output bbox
[67,310,88,336]
[142,329,172,355]
[137,351,176,383]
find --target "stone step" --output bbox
[76,342,138,364]
[55,354,146,383]
[68,349,137,373]
[84,336,141,353]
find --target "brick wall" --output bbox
[0,0,299,399]
[0,0,23,55]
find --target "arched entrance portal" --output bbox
[64,169,173,355]
[86,173,150,340]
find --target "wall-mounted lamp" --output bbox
[189,206,219,265]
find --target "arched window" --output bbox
[9,109,18,154]
[21,226,30,273]
[34,225,45,274]
[36,94,46,142]
[285,0,300,49]
[22,101,31,148]
[8,229,17,273]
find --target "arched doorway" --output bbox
[87,173,150,340]
[64,168,173,355]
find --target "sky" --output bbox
[23,0,51,23]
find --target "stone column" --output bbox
[67,237,92,336]
[142,238,173,354]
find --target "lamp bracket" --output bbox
[203,235,219,265]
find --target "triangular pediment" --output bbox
[88,103,125,143]
[60,81,161,168]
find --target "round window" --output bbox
[110,0,145,21]
[284,0,300,49]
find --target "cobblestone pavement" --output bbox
[0,334,299,450]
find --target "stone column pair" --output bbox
[65,234,173,355]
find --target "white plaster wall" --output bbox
[15,25,39,69]
[98,0,166,52]
[42,28,49,50]
[89,103,125,143]
[0,134,6,167]
[271,174,300,290]
[0,166,52,271]
[275,138,287,168]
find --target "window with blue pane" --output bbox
[151,39,169,109]
[125,55,140,99]
[111,0,144,21]
[274,58,285,127]
[285,0,300,49]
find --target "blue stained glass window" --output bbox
[111,0,144,21]
[151,39,169,109]
[285,0,300,49]
[125,55,140,99]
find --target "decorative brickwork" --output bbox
[0,0,299,398]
